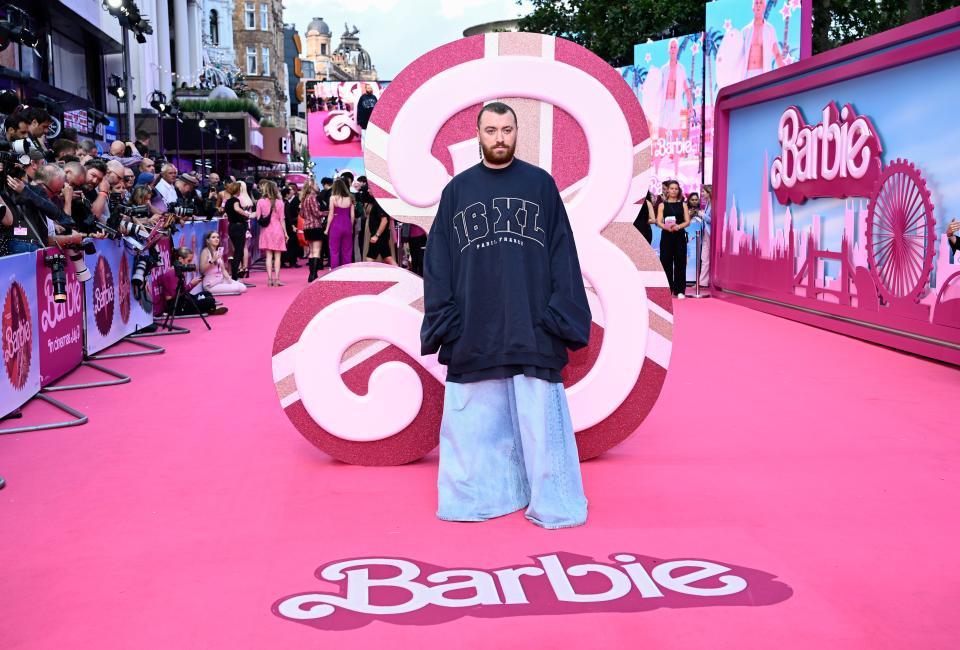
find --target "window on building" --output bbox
[260,4,268,31]
[262,47,270,75]
[245,3,255,30]
[246,47,257,75]
[209,9,219,45]
[51,31,88,99]
[320,43,327,56]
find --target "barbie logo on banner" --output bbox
[769,103,883,205]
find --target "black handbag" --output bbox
[257,201,273,227]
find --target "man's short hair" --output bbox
[52,139,77,156]
[23,107,52,125]
[161,163,177,175]
[4,112,27,132]
[78,139,97,154]
[64,161,85,178]
[35,163,65,185]
[84,158,107,174]
[135,129,150,141]
[59,155,80,164]
[477,102,518,128]
[175,246,192,260]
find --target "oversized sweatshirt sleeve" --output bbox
[420,186,462,356]
[539,180,591,350]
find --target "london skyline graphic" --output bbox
[718,151,959,330]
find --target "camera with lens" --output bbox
[44,251,68,304]
[0,141,30,186]
[102,193,158,249]
[173,261,196,276]
[131,248,159,299]
[64,241,96,282]
[167,200,195,219]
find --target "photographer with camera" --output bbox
[22,108,54,162]
[1,164,84,255]
[170,172,203,220]
[155,246,227,316]
[83,158,112,224]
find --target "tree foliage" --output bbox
[517,0,960,65]
[516,0,706,67]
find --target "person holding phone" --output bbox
[947,219,959,253]
[199,230,246,294]
[656,179,690,298]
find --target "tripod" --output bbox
[159,273,212,332]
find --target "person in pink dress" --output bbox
[256,180,289,286]
[326,177,355,268]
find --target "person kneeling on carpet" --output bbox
[157,247,228,316]
[199,231,247,295]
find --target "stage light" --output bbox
[106,0,123,8]
[107,74,126,101]
[0,6,39,51]
[197,113,207,129]
[149,90,167,113]
[12,25,38,49]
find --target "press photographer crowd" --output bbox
[0,104,426,326]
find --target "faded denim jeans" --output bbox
[437,375,588,529]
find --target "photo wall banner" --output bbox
[1,252,41,417]
[712,9,960,364]
[83,239,153,356]
[633,33,705,198]
[35,250,84,387]
[704,0,810,181]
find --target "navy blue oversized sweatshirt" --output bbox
[420,158,591,383]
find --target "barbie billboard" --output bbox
[633,34,704,198]
[704,0,812,181]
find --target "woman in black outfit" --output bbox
[632,191,656,243]
[223,181,255,280]
[364,197,396,264]
[656,180,691,298]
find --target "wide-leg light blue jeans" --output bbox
[437,375,588,529]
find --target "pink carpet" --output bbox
[1,266,957,649]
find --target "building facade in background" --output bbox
[202,0,239,86]
[232,0,287,128]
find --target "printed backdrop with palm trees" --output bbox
[703,0,805,179]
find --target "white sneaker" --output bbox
[676,293,686,299]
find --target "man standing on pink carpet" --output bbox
[421,102,592,529]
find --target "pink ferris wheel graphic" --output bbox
[865,158,936,305]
